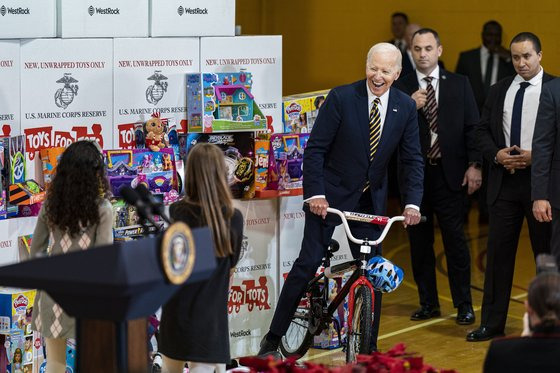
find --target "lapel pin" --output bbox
[393,108,398,112]
[442,75,447,80]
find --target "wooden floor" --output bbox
[305,200,537,373]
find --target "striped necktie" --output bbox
[423,76,440,159]
[369,97,381,162]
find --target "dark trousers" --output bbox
[481,169,551,332]
[270,191,383,348]
[552,207,560,268]
[407,162,472,308]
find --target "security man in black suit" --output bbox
[456,20,516,113]
[468,32,552,342]
[395,28,481,325]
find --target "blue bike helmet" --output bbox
[366,256,404,293]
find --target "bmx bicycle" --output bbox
[279,207,424,362]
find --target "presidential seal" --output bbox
[161,222,195,285]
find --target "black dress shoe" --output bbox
[410,305,441,321]
[258,333,280,355]
[456,303,475,325]
[466,326,504,342]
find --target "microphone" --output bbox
[120,186,161,233]
[135,184,173,224]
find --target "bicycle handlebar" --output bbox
[326,207,426,246]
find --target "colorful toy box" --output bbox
[0,288,45,373]
[9,180,45,206]
[313,274,349,350]
[186,72,267,133]
[104,148,179,202]
[39,147,65,189]
[268,133,309,191]
[282,89,329,134]
[1,135,26,189]
[185,133,255,199]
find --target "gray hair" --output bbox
[366,42,402,70]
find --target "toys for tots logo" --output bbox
[24,124,104,160]
[228,276,271,314]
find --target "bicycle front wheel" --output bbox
[279,293,314,357]
[345,285,373,363]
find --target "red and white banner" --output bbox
[20,39,113,179]
[229,199,278,358]
[0,40,20,137]
[113,38,199,148]
[200,36,283,133]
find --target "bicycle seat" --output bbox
[327,239,340,254]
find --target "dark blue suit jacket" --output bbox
[303,80,424,216]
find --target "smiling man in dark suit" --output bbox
[395,28,481,326]
[468,32,552,342]
[258,42,424,356]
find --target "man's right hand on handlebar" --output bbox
[308,197,330,219]
[402,207,422,228]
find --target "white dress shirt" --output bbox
[480,45,499,86]
[502,68,543,150]
[415,65,440,103]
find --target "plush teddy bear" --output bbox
[144,112,168,152]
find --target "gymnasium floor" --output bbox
[305,200,536,372]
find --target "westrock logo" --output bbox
[146,70,168,105]
[177,6,208,15]
[54,73,79,109]
[0,5,31,16]
[88,5,120,16]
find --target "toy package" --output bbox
[254,138,270,192]
[268,133,309,191]
[313,274,349,350]
[1,135,26,188]
[39,147,65,189]
[283,89,329,134]
[185,133,255,199]
[104,148,179,203]
[186,72,267,133]
[9,180,46,206]
[0,289,46,373]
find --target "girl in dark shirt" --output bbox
[159,143,244,373]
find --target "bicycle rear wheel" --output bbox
[345,285,373,363]
[279,293,315,357]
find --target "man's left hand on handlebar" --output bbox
[402,207,422,228]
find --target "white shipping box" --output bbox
[200,36,283,133]
[57,0,149,38]
[229,199,278,358]
[20,38,113,179]
[0,40,20,136]
[113,37,199,149]
[150,0,235,37]
[0,0,56,39]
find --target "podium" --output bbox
[0,224,216,373]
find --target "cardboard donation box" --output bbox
[150,0,235,37]
[58,0,149,38]
[0,0,57,39]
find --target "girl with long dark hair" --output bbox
[30,140,113,372]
